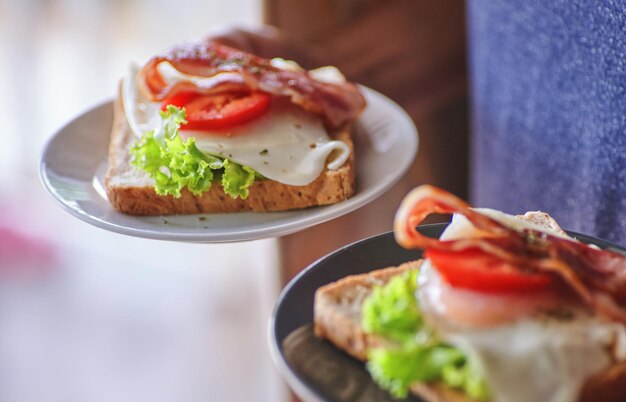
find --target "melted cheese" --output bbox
[122,64,351,186]
[448,318,626,402]
[418,210,626,402]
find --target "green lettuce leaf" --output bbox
[363,270,422,343]
[221,159,257,199]
[130,105,257,199]
[362,269,490,400]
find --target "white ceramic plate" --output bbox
[39,87,418,243]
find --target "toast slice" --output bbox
[104,93,356,215]
[313,214,626,402]
[313,260,474,402]
[314,262,421,362]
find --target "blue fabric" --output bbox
[468,0,626,245]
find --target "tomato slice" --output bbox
[160,90,199,110]
[160,90,271,130]
[424,248,553,293]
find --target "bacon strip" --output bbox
[394,185,626,324]
[138,41,366,129]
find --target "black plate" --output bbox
[269,223,626,402]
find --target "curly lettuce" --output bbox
[130,106,257,199]
[362,270,489,400]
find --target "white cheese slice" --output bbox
[447,317,626,402]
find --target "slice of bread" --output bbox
[104,93,356,215]
[313,214,626,402]
[313,260,474,402]
[515,211,567,236]
[314,262,422,362]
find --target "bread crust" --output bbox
[314,260,474,402]
[314,262,626,402]
[104,92,356,215]
[314,262,422,361]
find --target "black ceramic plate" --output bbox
[269,223,626,402]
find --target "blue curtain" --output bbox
[468,0,626,245]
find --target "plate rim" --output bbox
[268,224,626,402]
[39,86,418,243]
[267,224,438,402]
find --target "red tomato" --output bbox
[424,248,553,293]
[160,91,199,110]
[160,91,271,130]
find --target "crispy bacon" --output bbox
[394,185,626,324]
[138,41,366,129]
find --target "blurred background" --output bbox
[6,0,623,401]
[1,0,474,400]
[0,1,289,402]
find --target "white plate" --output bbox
[39,87,418,243]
